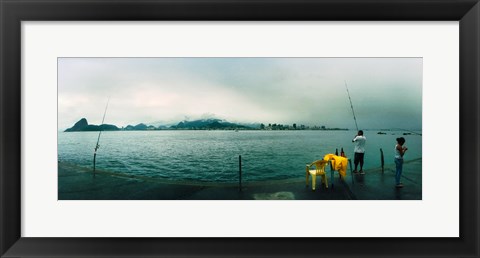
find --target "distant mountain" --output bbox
[171,118,250,130]
[65,118,252,132]
[238,122,262,129]
[65,118,88,132]
[64,118,120,132]
[124,123,155,130]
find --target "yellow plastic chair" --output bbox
[306,160,329,191]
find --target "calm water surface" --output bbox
[58,130,422,183]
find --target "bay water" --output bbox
[58,130,421,183]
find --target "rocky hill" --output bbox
[64,118,120,132]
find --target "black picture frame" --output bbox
[1,0,478,257]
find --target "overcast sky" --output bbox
[58,57,422,130]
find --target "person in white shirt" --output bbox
[352,130,366,174]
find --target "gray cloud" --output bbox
[58,57,422,130]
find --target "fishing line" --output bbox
[345,81,359,131]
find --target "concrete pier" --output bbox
[58,158,421,200]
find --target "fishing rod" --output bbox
[93,97,110,177]
[344,81,359,132]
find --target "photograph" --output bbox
[58,57,422,200]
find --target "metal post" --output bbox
[380,148,385,173]
[239,155,242,191]
[330,160,334,190]
[349,159,354,185]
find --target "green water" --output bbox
[58,130,421,183]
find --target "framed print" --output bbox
[1,0,479,257]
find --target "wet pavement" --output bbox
[58,158,421,200]
[343,158,422,200]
